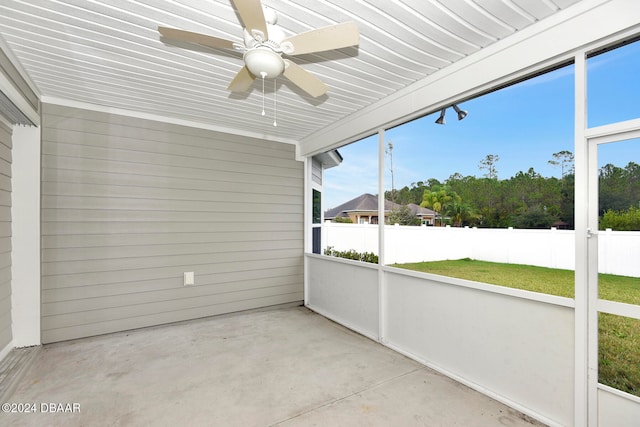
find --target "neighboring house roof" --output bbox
[324,193,435,219]
[407,203,436,217]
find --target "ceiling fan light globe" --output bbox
[244,48,285,78]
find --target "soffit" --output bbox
[0,0,581,143]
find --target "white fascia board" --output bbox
[299,0,640,157]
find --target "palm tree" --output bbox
[448,200,476,227]
[421,185,461,226]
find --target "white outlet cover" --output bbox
[184,272,195,286]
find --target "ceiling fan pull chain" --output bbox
[260,72,267,116]
[273,78,277,127]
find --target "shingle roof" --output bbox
[407,203,436,216]
[324,194,435,219]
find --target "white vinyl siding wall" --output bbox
[0,121,11,349]
[40,104,303,343]
[311,158,322,186]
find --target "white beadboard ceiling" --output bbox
[0,0,581,144]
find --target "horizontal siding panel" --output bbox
[0,206,11,221]
[41,183,301,205]
[42,126,296,163]
[0,265,11,289]
[42,285,302,330]
[0,124,11,148]
[42,106,294,154]
[42,132,300,172]
[0,296,11,346]
[42,168,302,195]
[0,122,9,349]
[42,273,303,303]
[0,175,11,192]
[42,154,301,181]
[42,282,302,317]
[42,230,302,249]
[41,197,302,214]
[41,104,303,342]
[0,315,11,349]
[0,249,10,268]
[41,209,302,224]
[41,293,303,344]
[42,260,302,290]
[41,249,302,275]
[41,221,302,235]
[42,166,300,194]
[0,293,10,316]
[0,191,10,207]
[42,239,302,262]
[42,156,301,185]
[0,276,10,301]
[0,143,11,164]
[41,143,301,178]
[0,158,11,178]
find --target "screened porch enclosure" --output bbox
[1,1,640,426]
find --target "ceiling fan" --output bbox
[158,0,359,98]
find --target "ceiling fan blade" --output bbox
[281,22,359,56]
[231,0,268,40]
[227,66,255,92]
[283,60,327,98]
[158,27,236,50]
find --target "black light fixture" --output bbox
[453,104,468,120]
[434,104,468,125]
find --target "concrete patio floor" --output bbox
[2,306,543,426]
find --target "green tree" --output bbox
[599,163,629,214]
[511,205,558,229]
[600,204,640,231]
[448,200,476,227]
[548,150,575,183]
[421,185,461,226]
[479,154,500,179]
[388,205,421,226]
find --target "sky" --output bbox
[323,40,640,210]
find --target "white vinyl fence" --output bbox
[323,223,640,277]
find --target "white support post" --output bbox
[377,129,386,343]
[573,49,590,427]
[11,125,41,347]
[303,156,310,306]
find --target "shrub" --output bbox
[333,217,354,223]
[323,246,379,264]
[600,204,640,231]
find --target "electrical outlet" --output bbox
[184,272,195,286]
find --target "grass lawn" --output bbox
[391,258,640,398]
